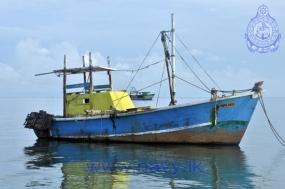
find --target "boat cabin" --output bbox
[34,54,135,118]
[63,66,135,117]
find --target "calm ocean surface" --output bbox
[0,97,285,189]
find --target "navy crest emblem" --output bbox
[245,5,281,53]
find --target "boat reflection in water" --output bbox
[24,140,255,188]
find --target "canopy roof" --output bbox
[35,66,117,76]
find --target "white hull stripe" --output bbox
[53,122,212,138]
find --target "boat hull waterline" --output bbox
[32,92,259,144]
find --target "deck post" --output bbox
[63,55,67,117]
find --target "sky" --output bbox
[0,0,284,98]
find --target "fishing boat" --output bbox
[24,14,265,144]
[130,87,155,100]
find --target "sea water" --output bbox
[0,97,284,189]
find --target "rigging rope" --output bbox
[174,47,211,92]
[156,63,166,108]
[136,78,168,92]
[113,30,251,105]
[258,92,285,146]
[218,89,251,93]
[114,32,162,108]
[116,59,165,72]
[161,31,211,92]
[175,34,225,96]
[175,76,211,93]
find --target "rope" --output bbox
[218,89,252,93]
[156,63,166,108]
[114,32,162,108]
[116,59,165,72]
[176,34,225,96]
[136,78,168,92]
[73,115,89,123]
[258,92,285,146]
[111,78,169,103]
[175,76,211,93]
[173,46,211,92]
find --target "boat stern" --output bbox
[24,110,54,138]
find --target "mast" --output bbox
[160,14,177,106]
[161,31,175,106]
[171,13,176,104]
[63,55,67,117]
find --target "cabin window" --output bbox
[83,98,89,104]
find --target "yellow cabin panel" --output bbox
[65,91,135,117]
[108,91,135,111]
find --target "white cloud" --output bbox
[186,48,223,62]
[0,0,284,97]
[207,65,265,91]
[206,55,223,61]
[190,48,204,56]
[0,63,20,80]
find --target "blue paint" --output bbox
[66,83,111,90]
[66,83,89,89]
[48,94,258,143]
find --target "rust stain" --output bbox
[50,127,246,145]
[104,128,245,144]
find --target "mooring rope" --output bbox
[258,92,285,146]
[73,115,89,123]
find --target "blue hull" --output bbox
[34,92,259,144]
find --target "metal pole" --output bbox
[89,52,93,109]
[82,55,86,83]
[171,13,176,104]
[107,56,113,90]
[63,55,67,117]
